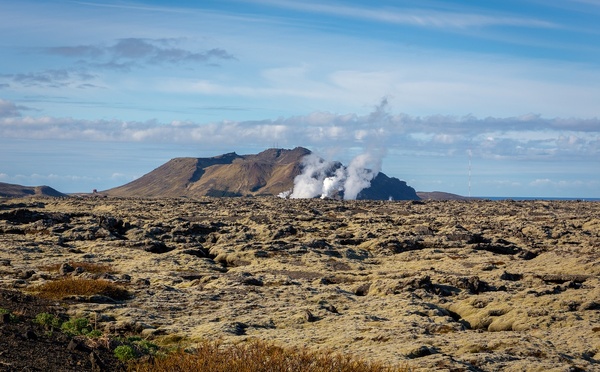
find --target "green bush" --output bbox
[61,317,92,336]
[136,340,159,355]
[114,345,137,361]
[34,312,62,330]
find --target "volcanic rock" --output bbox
[1,196,599,371]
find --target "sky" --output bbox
[1,0,599,198]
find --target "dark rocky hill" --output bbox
[105,147,419,200]
[0,182,67,198]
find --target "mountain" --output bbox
[359,173,419,201]
[104,147,419,200]
[0,182,67,198]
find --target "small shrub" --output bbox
[136,340,159,355]
[34,312,62,330]
[34,277,130,300]
[61,317,92,336]
[114,345,137,362]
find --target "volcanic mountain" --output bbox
[0,182,67,198]
[105,147,419,200]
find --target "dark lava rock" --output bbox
[60,262,75,275]
[304,310,318,322]
[0,209,71,225]
[15,270,35,280]
[406,345,436,359]
[354,283,371,296]
[382,239,424,254]
[67,339,91,352]
[307,239,331,249]
[448,276,490,294]
[501,271,523,281]
[273,225,297,239]
[224,322,248,335]
[98,216,127,237]
[181,246,212,258]
[143,241,174,254]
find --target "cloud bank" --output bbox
[1,98,597,163]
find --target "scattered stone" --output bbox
[59,262,75,275]
[537,274,589,284]
[23,329,37,340]
[322,304,338,314]
[181,247,210,258]
[67,339,90,352]
[447,276,490,294]
[273,225,297,239]
[580,301,600,311]
[224,322,248,335]
[500,271,523,281]
[406,345,436,359]
[304,310,317,322]
[142,241,173,254]
[15,270,35,280]
[354,283,371,296]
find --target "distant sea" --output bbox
[478,196,600,202]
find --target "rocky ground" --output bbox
[0,196,598,371]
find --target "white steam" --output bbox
[283,150,383,200]
[280,98,390,200]
[343,152,381,199]
[286,154,336,199]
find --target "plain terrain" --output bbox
[0,196,598,371]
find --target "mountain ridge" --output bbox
[0,182,67,198]
[104,147,420,200]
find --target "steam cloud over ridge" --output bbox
[284,151,381,200]
[282,99,388,200]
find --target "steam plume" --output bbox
[283,98,389,200]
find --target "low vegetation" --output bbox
[34,277,130,300]
[0,307,20,323]
[128,339,407,372]
[28,308,408,370]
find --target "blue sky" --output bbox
[1,0,599,197]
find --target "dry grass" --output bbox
[34,277,130,301]
[129,339,408,372]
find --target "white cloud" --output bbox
[247,0,557,29]
[1,102,598,165]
